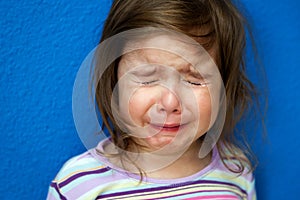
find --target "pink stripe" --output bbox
[185,194,240,200]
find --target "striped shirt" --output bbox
[47,140,256,200]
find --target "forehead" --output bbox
[119,49,192,73]
[118,48,217,79]
[117,33,218,78]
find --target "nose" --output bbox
[158,88,181,114]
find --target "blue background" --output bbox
[1,0,299,199]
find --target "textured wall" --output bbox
[0,0,299,199]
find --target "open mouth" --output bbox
[150,123,183,132]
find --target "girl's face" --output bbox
[115,36,221,154]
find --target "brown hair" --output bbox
[94,0,266,175]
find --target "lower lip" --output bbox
[150,124,183,132]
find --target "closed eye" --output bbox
[139,80,158,86]
[184,80,207,87]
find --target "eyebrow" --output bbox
[177,65,213,80]
[129,65,158,76]
[177,65,200,77]
[189,71,204,79]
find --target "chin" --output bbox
[143,134,195,155]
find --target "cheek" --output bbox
[127,88,157,125]
[195,89,212,129]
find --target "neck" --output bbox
[146,140,212,179]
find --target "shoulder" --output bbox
[47,150,118,200]
[53,150,110,180]
[206,148,256,199]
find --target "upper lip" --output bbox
[150,123,183,128]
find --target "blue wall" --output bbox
[1,0,299,199]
